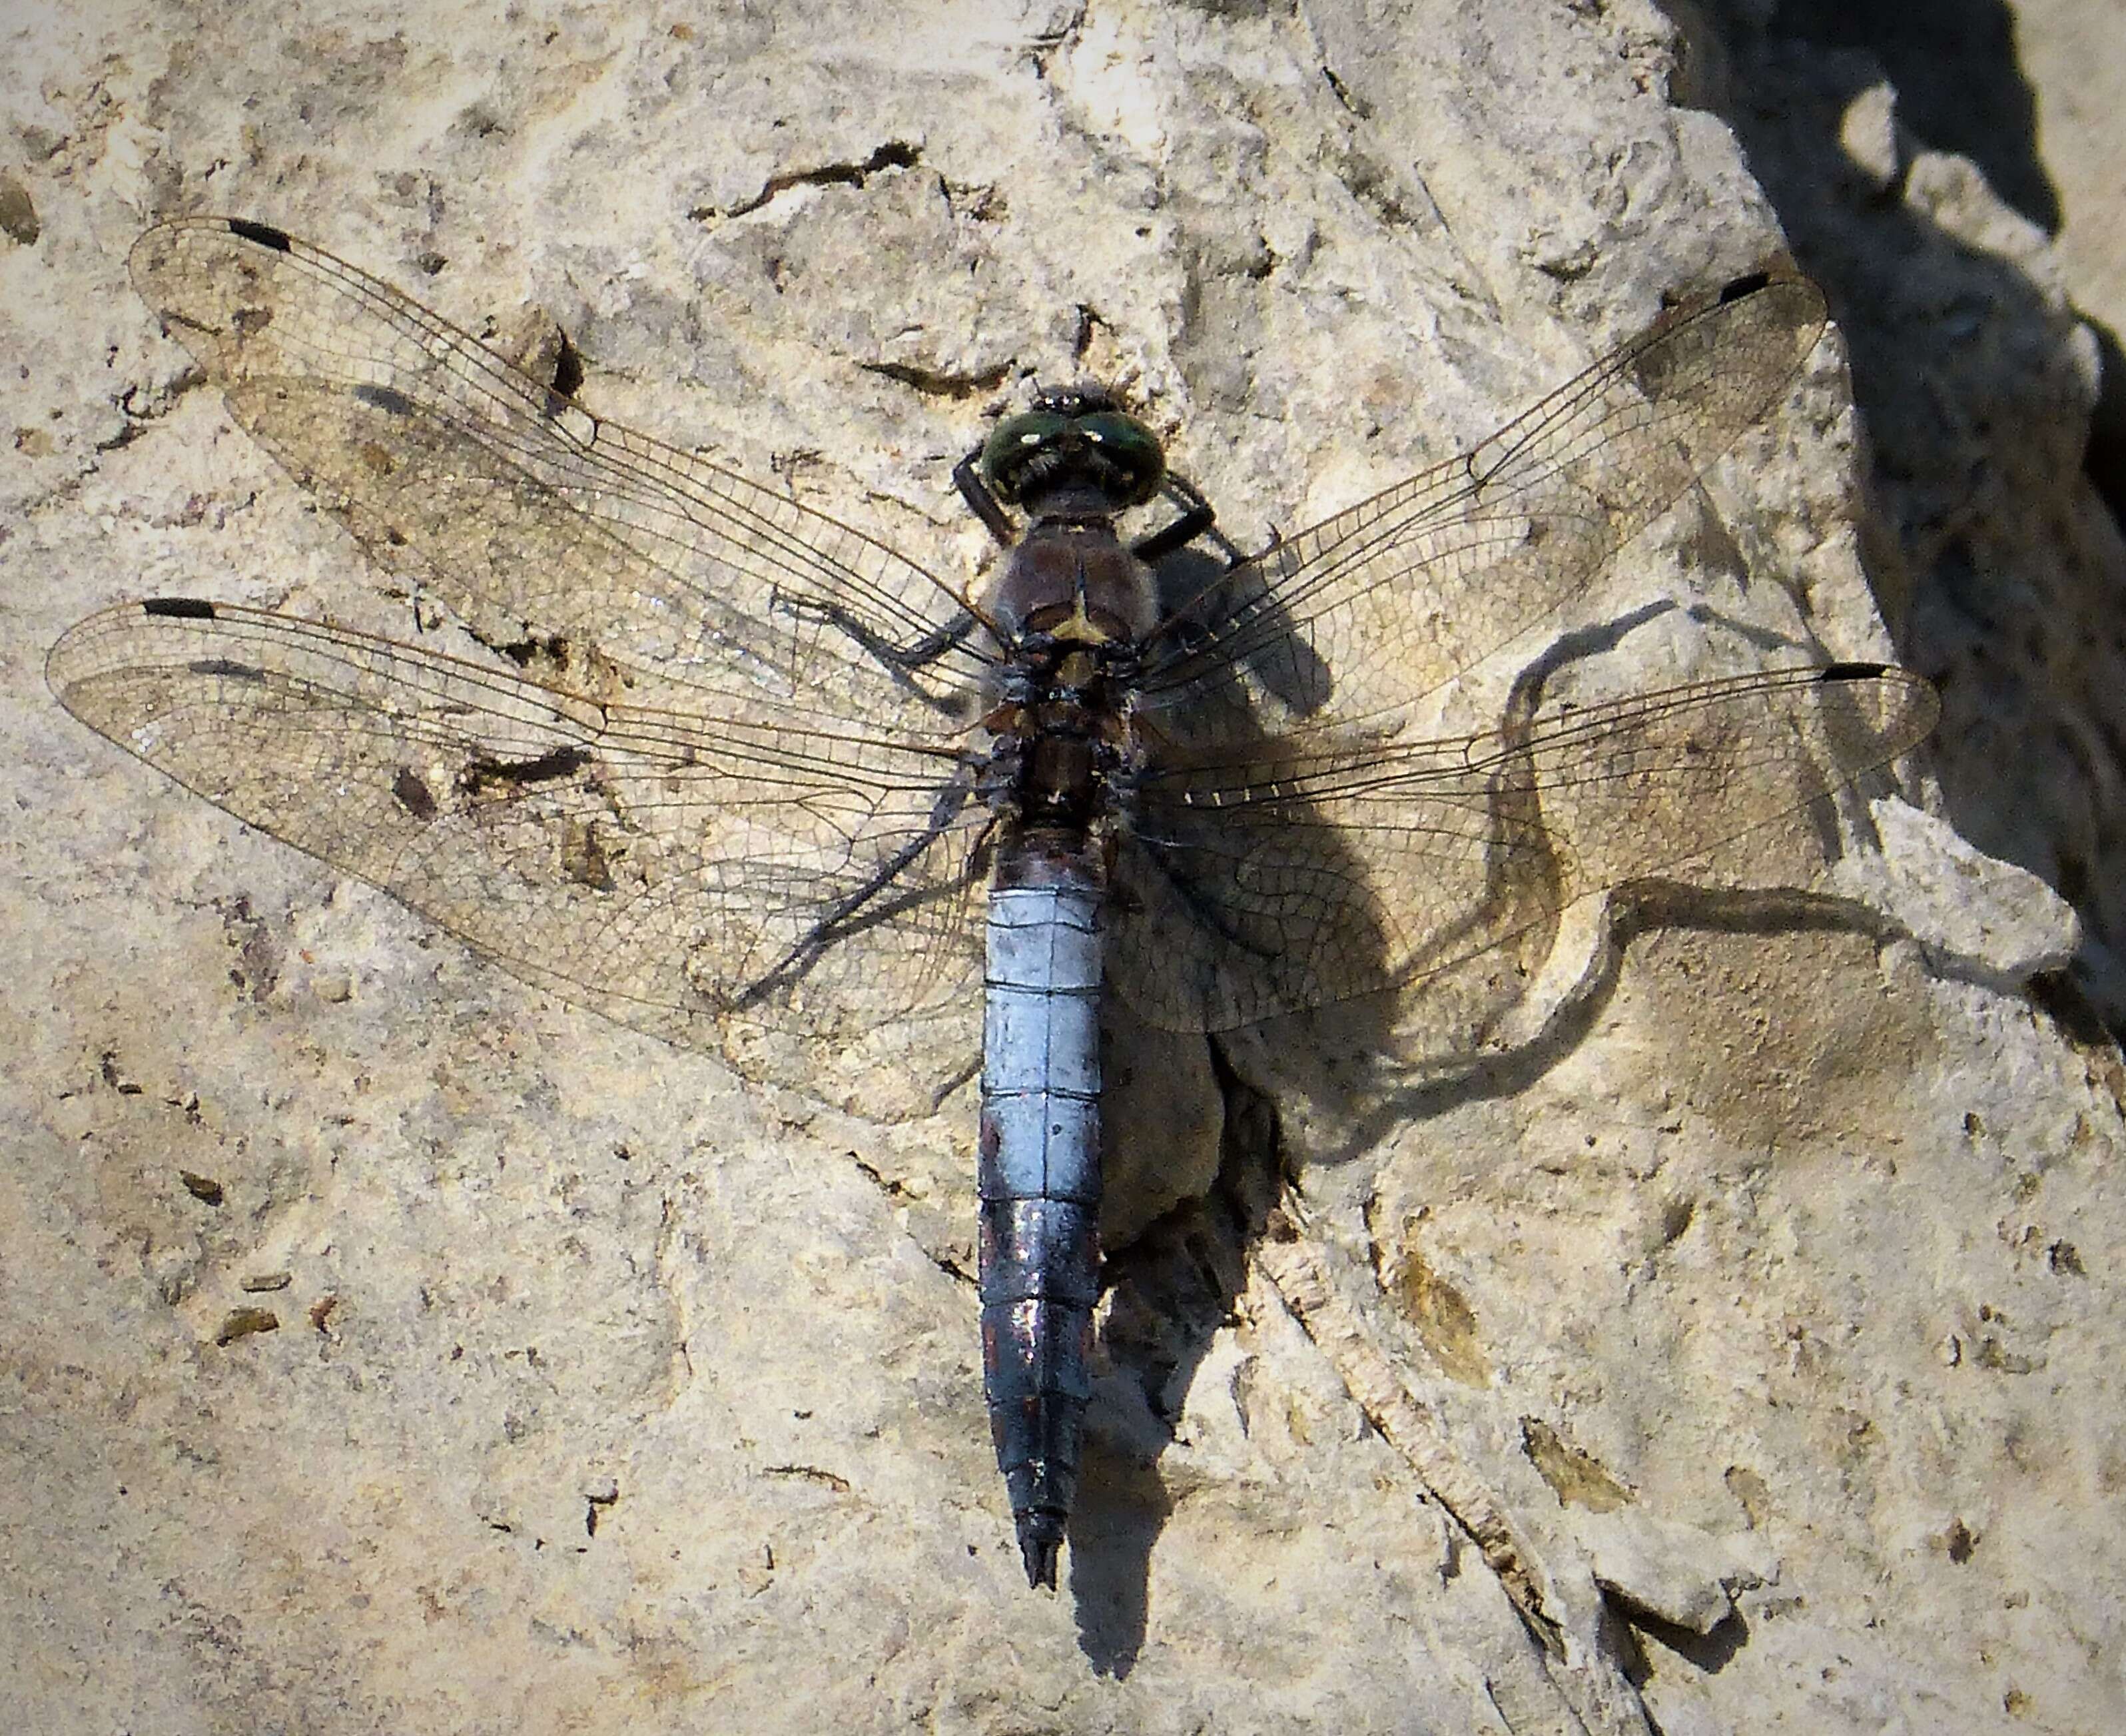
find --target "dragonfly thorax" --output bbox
[982,632,1136,833]
[988,520,1162,647]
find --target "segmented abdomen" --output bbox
[978,834,1104,1589]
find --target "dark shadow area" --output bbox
[1767,1,2059,231]
[1682,0,2126,1033]
[1265,877,1920,1167]
[1078,857,1937,1671]
[2027,967,2126,1090]
[2085,317,2126,524]
[1068,1047,1281,1674]
[1060,1434,1170,1671]
[1615,1598,1752,1679]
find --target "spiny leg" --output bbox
[767,586,983,703]
[734,778,990,1009]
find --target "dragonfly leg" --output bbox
[760,444,1001,690]
[785,596,979,669]
[733,781,992,1009]
[954,445,1019,547]
[768,589,983,706]
[1130,471,1247,565]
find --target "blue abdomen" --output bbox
[978,833,1105,1589]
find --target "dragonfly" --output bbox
[48,217,1938,1590]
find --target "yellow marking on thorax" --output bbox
[1048,587,1111,644]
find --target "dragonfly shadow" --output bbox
[1065,583,1930,1650]
[1237,584,1935,1154]
[1149,540,1336,720]
[1287,874,1917,1167]
[1056,864,1912,1665]
[1062,515,1387,1651]
[1064,1041,1282,1673]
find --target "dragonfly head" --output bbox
[981,382,1166,518]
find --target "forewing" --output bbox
[1137,274,1830,741]
[127,217,991,725]
[1110,663,1938,1033]
[47,601,991,1051]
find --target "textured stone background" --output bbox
[3,1,2121,1731]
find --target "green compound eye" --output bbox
[980,405,1167,508]
[1074,411,1164,506]
[980,412,1071,501]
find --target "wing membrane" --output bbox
[1111,663,1938,1032]
[47,600,990,1046]
[128,217,991,723]
[1139,274,1830,742]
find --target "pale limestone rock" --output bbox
[5,2,2121,1733]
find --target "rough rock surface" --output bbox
[3,2,2120,1732]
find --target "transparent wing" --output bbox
[127,217,992,725]
[1110,663,1939,1033]
[1137,272,1830,743]
[81,218,1007,1055]
[47,601,991,1048]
